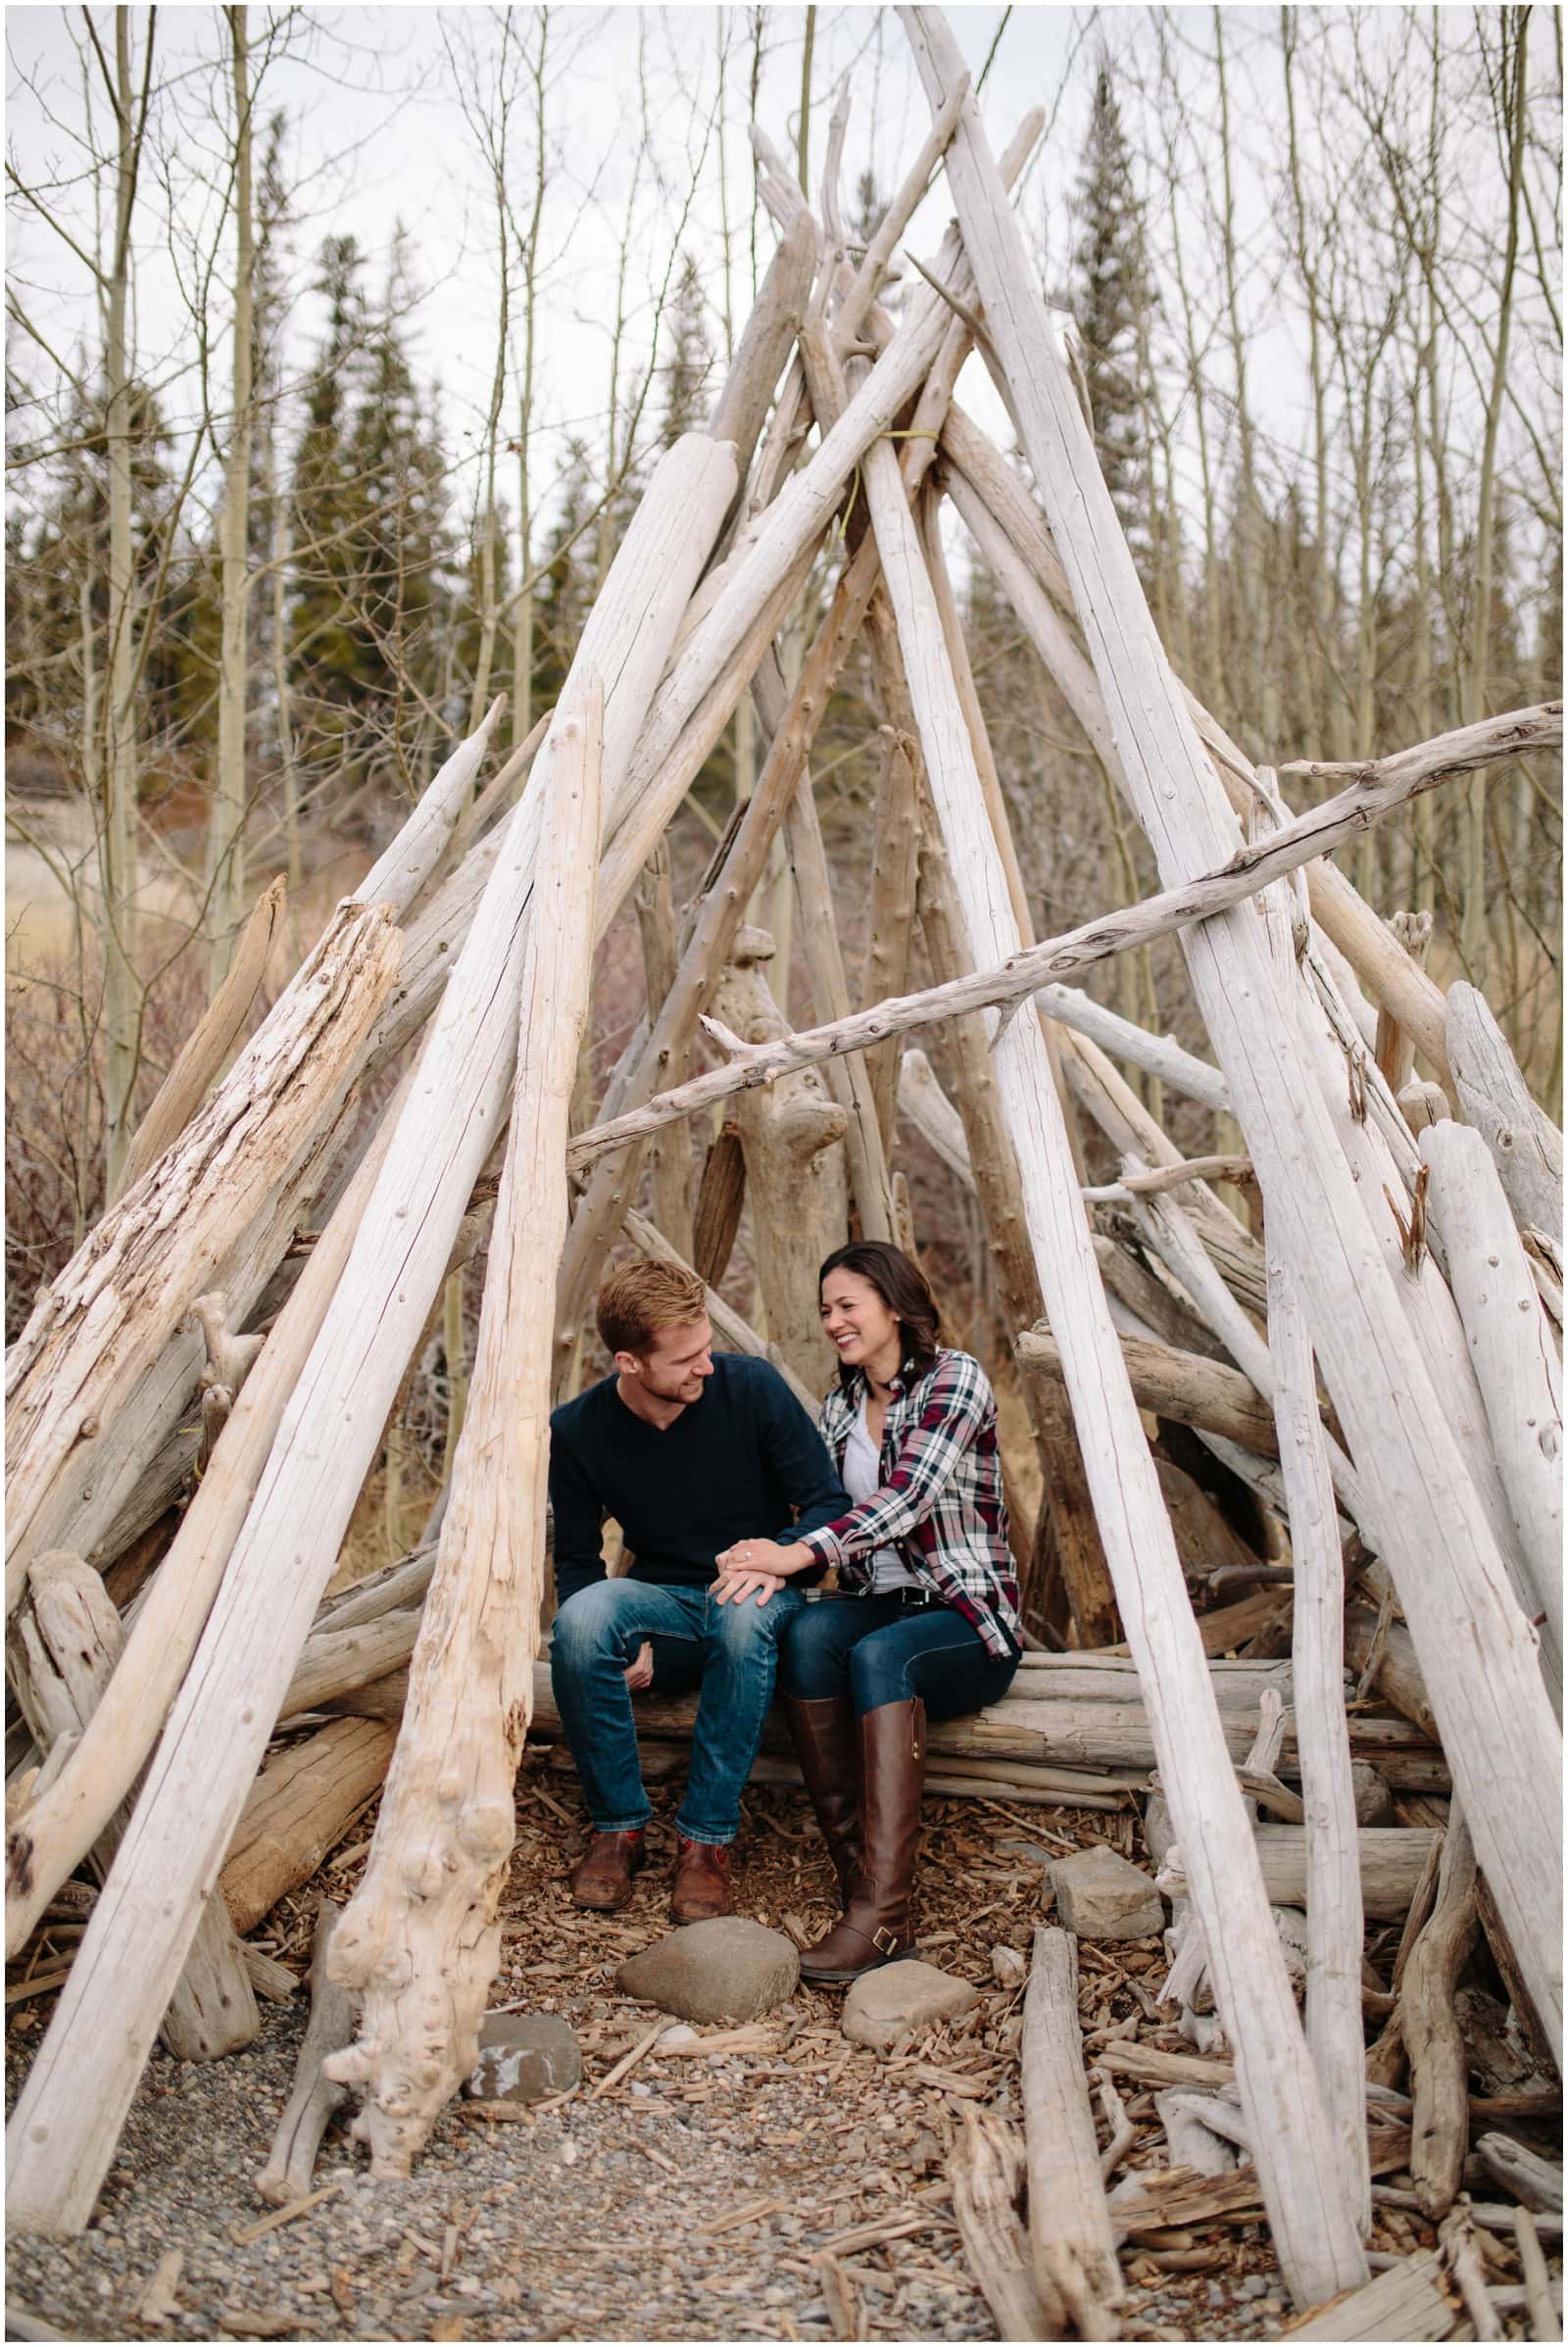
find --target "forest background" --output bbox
[6,3,1561,1536]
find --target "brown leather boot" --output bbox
[671,1836,734,1922]
[783,1694,863,1906]
[569,1828,646,1912]
[799,1697,924,1983]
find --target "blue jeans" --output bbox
[550,1579,807,1845]
[779,1594,1019,1718]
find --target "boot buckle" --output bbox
[871,1925,902,1956]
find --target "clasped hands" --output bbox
[710,1535,814,1607]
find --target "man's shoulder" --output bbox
[550,1374,616,1443]
[710,1351,816,1420]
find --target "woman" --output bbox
[713,1241,1021,1982]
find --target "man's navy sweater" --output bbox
[549,1353,850,1610]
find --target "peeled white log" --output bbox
[945,2105,1055,2343]
[1445,984,1563,1240]
[7,1553,257,2064]
[1421,1119,1563,1702]
[710,932,848,1393]
[1021,1928,1124,2337]
[905,6,1559,2103]
[328,678,602,2176]
[1018,1324,1278,1456]
[1270,1257,1370,2236]
[1035,985,1230,1113]
[1153,1828,1439,1922]
[861,46,1367,2296]
[111,877,286,1205]
[256,1905,353,2208]
[568,730,1524,1187]
[5,902,402,1609]
[5,434,733,2237]
[4,1082,405,1957]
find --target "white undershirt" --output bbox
[842,1394,917,1592]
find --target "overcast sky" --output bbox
[8,6,1102,541]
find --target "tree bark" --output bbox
[328,682,602,2176]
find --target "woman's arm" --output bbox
[796,1354,993,1570]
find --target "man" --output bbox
[549,1260,848,1923]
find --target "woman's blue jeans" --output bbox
[779,1593,1019,1719]
[550,1578,806,1845]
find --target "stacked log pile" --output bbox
[5,5,1561,2327]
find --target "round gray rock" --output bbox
[616,1919,800,2024]
[466,2011,582,2102]
[840,1959,977,2050]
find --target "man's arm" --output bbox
[548,1427,610,1610]
[753,1364,851,1546]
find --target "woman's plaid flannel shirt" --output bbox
[797,1348,1021,1660]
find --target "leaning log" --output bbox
[5,1083,404,1955]
[908,7,1558,2104]
[111,876,286,1205]
[1017,1326,1278,1456]
[894,18,1370,2303]
[256,1905,355,2208]
[8,1552,257,2063]
[220,1719,396,1937]
[1270,1255,1369,2235]
[1421,1120,1563,1710]
[1445,983,1563,1242]
[5,901,402,1611]
[4,434,733,2237]
[1403,1810,1480,2220]
[328,675,603,2175]
[1020,1928,1123,2338]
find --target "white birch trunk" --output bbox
[326,681,602,2175]
[903,6,1559,2100]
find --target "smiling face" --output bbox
[819,1267,902,1385]
[617,1314,715,1406]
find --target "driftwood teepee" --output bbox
[6,8,1562,2320]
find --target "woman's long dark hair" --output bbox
[819,1241,942,1384]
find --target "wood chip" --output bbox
[589,2018,665,2098]
[230,2179,341,2246]
[139,2249,184,2325]
[697,2195,786,2236]
[218,2310,298,2339]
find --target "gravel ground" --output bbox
[0,1766,1402,2345]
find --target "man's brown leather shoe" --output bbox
[569,1828,646,1912]
[671,1836,733,1923]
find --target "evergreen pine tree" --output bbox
[1071,58,1153,560]
[659,253,713,447]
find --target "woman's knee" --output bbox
[847,1631,909,1714]
[778,1601,850,1695]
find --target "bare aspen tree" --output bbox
[1459,7,1532,991]
[207,4,256,990]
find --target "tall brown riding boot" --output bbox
[799,1697,924,1983]
[783,1695,863,1906]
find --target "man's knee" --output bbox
[552,1580,634,1670]
[710,1588,800,1659]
